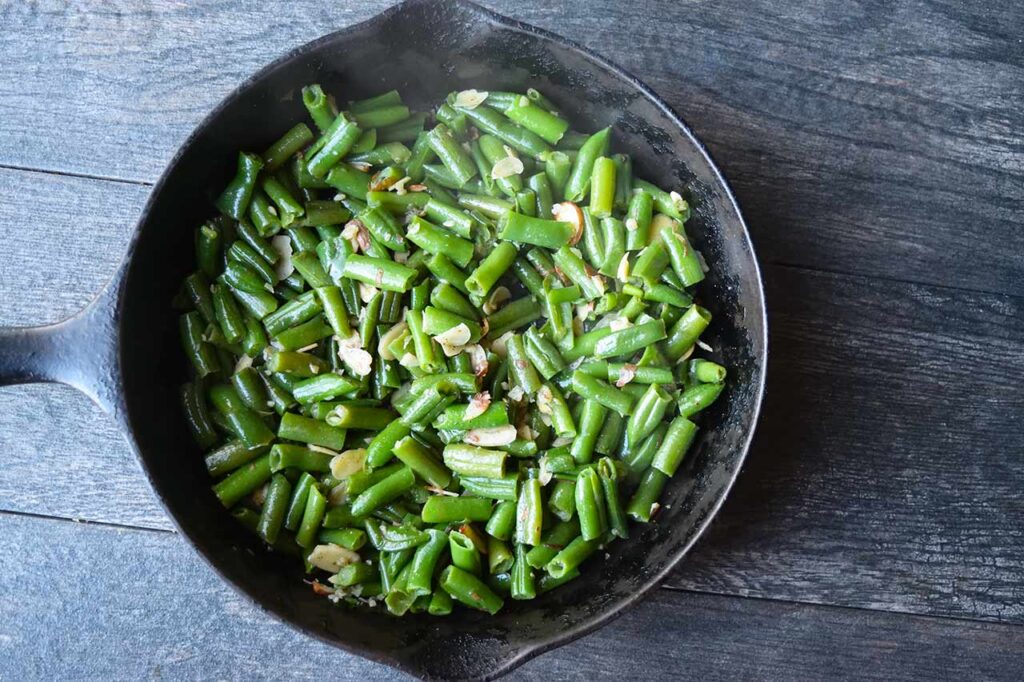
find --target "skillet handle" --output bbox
[0,278,122,416]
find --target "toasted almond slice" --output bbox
[330,448,367,479]
[615,363,637,388]
[465,424,517,447]
[464,392,492,421]
[454,89,489,109]
[553,201,584,246]
[491,155,525,179]
[308,544,360,573]
[270,235,294,280]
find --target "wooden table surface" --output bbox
[1,0,1021,678]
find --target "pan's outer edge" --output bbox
[120,0,769,678]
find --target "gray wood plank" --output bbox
[0,168,169,530]
[667,265,1024,623]
[0,0,1021,295]
[2,512,1022,682]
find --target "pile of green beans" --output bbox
[176,84,727,616]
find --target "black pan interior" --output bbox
[118,1,766,678]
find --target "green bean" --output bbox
[564,127,610,202]
[352,104,410,129]
[633,178,689,220]
[625,383,673,445]
[453,102,552,160]
[600,216,627,277]
[449,530,482,574]
[406,528,448,597]
[299,200,351,227]
[407,216,475,268]
[571,371,635,417]
[422,495,492,523]
[263,290,321,335]
[324,404,393,430]
[661,224,705,287]
[626,467,669,522]
[526,518,580,569]
[318,527,367,551]
[625,189,654,250]
[552,246,604,300]
[457,192,514,220]
[570,398,607,464]
[230,366,270,414]
[350,466,416,517]
[209,383,274,447]
[352,404,406,459]
[575,467,606,540]
[182,381,218,449]
[545,535,598,579]
[266,349,328,377]
[485,500,517,540]
[283,472,316,532]
[498,211,573,250]
[355,207,407,253]
[440,565,504,614]
[292,373,361,404]
[427,124,477,188]
[592,319,667,359]
[302,84,337,132]
[443,444,506,479]
[278,412,347,450]
[216,152,264,220]
[341,254,417,292]
[650,415,699,477]
[405,309,440,373]
[424,252,471,295]
[589,156,616,217]
[379,112,427,143]
[485,295,542,338]
[350,89,402,113]
[258,474,293,544]
[505,101,569,145]
[547,478,577,522]
[595,410,625,456]
[665,304,712,360]
[678,382,725,418]
[295,483,327,548]
[324,164,370,201]
[392,436,451,488]
[212,453,272,508]
[465,242,518,298]
[515,472,543,546]
[506,335,543,396]
[180,312,219,377]
[269,443,333,473]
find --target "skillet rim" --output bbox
[119,0,769,677]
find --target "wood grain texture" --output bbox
[667,266,1024,623]
[0,0,1020,296]
[2,512,1023,681]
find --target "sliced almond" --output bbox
[464,424,517,447]
[270,235,294,280]
[454,89,489,109]
[464,392,492,421]
[491,155,524,179]
[308,544,360,573]
[615,363,637,388]
[433,323,473,357]
[467,344,489,378]
[553,201,584,246]
[330,448,367,479]
[378,322,408,361]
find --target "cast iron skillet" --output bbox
[0,0,766,678]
